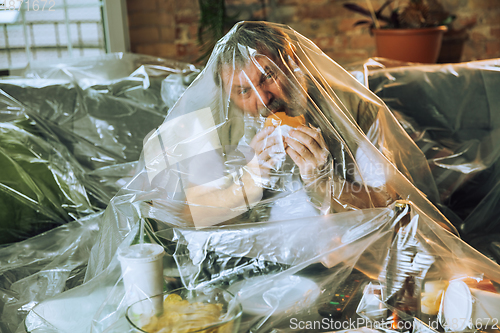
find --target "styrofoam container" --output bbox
[441,280,500,331]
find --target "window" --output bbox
[0,0,129,70]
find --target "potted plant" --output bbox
[344,0,455,63]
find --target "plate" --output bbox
[228,274,320,316]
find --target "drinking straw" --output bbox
[139,218,145,248]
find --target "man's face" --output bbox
[221,55,306,117]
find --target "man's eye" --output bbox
[265,72,275,80]
[239,88,249,95]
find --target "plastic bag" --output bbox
[350,58,500,262]
[4,22,500,333]
[0,54,200,245]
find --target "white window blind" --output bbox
[0,0,129,70]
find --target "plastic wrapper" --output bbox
[348,58,500,261]
[0,53,200,244]
[1,22,500,333]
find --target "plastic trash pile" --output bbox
[1,22,499,333]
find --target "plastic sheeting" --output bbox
[348,58,500,262]
[0,22,499,333]
[0,53,199,244]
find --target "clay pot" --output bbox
[373,26,447,63]
[437,30,468,63]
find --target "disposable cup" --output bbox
[118,244,165,315]
[470,287,500,328]
[441,280,500,331]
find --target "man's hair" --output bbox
[213,21,298,87]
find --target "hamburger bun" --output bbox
[264,112,306,128]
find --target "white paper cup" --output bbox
[441,280,500,331]
[118,243,165,315]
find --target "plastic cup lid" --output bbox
[117,243,165,263]
[441,280,472,332]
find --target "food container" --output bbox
[126,287,243,333]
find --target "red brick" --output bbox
[160,27,175,42]
[350,33,375,49]
[328,50,371,66]
[469,31,488,43]
[126,0,157,13]
[291,19,336,38]
[175,9,199,24]
[175,0,199,11]
[276,0,300,5]
[490,27,500,39]
[157,0,175,12]
[338,18,364,33]
[159,12,175,27]
[176,43,191,57]
[175,26,190,42]
[455,16,478,30]
[129,27,160,44]
[252,8,267,20]
[176,43,201,63]
[312,19,339,34]
[298,4,337,20]
[128,12,163,27]
[135,42,177,59]
[227,0,260,5]
[486,41,500,58]
[125,0,500,65]
[189,24,199,40]
[304,0,328,4]
[333,35,350,49]
[469,0,499,10]
[174,24,199,42]
[461,43,480,61]
[288,21,314,38]
[312,36,334,50]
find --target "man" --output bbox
[172,21,396,228]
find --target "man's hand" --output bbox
[285,125,330,184]
[247,126,283,179]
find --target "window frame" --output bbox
[0,0,130,72]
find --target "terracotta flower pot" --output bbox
[373,26,448,63]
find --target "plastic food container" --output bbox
[126,287,243,333]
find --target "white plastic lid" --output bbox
[117,244,165,262]
[441,280,472,332]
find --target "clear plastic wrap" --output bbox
[353,58,500,261]
[0,53,200,244]
[1,22,500,333]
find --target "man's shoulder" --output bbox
[305,76,380,134]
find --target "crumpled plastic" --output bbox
[0,53,200,245]
[0,53,199,331]
[1,22,499,333]
[348,58,500,262]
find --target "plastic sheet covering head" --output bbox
[20,21,500,333]
[138,21,451,229]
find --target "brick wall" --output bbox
[127,0,200,64]
[126,0,500,66]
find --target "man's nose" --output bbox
[256,86,273,107]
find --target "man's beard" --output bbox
[258,75,307,118]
